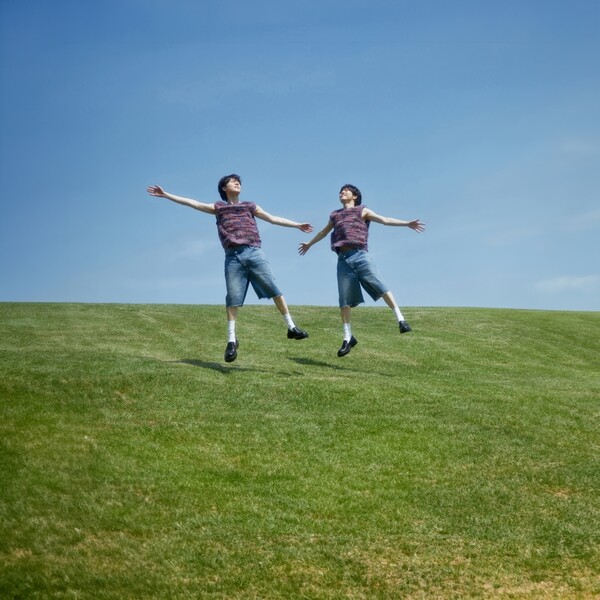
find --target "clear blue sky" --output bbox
[1,0,599,311]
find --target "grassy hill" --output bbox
[1,303,599,598]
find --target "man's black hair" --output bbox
[340,184,362,205]
[218,174,242,201]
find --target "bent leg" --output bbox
[275,294,308,339]
[382,291,404,320]
[382,291,399,311]
[382,291,411,332]
[273,294,289,316]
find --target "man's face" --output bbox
[339,188,357,205]
[223,178,241,195]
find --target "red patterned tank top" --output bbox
[329,205,370,252]
[214,201,261,249]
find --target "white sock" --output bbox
[343,323,352,342]
[283,313,295,330]
[392,306,405,321]
[227,320,236,343]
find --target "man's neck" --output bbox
[225,193,241,204]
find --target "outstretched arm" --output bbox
[363,208,425,232]
[254,205,313,233]
[298,221,334,255]
[146,185,216,215]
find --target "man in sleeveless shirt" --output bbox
[299,184,425,357]
[147,174,312,362]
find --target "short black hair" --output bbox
[218,174,242,201]
[340,184,362,205]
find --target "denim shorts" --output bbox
[337,249,389,308]
[224,245,282,307]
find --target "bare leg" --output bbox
[382,291,398,310]
[382,291,411,332]
[383,291,404,319]
[274,295,308,338]
[273,294,289,316]
[341,306,352,324]
[226,305,239,321]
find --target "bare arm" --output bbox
[146,185,216,215]
[298,221,334,255]
[362,208,425,232]
[254,205,313,232]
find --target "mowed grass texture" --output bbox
[1,303,599,599]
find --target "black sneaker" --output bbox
[399,320,412,334]
[337,336,358,357]
[224,340,239,362]
[287,327,309,340]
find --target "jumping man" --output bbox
[299,184,424,357]
[148,174,313,362]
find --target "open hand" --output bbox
[408,219,426,233]
[298,242,310,256]
[146,184,166,197]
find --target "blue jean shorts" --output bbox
[224,245,282,307]
[337,249,389,308]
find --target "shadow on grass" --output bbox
[288,357,350,371]
[288,356,395,378]
[177,359,247,373]
[153,356,393,378]
[175,359,298,376]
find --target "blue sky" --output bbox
[1,0,599,311]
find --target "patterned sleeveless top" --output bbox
[214,201,261,249]
[329,205,370,252]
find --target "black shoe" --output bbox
[224,340,239,362]
[287,326,309,340]
[399,320,412,334]
[337,336,358,357]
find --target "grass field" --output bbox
[1,302,599,599]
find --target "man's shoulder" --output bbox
[215,200,256,209]
[331,206,367,217]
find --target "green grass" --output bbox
[1,302,599,599]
